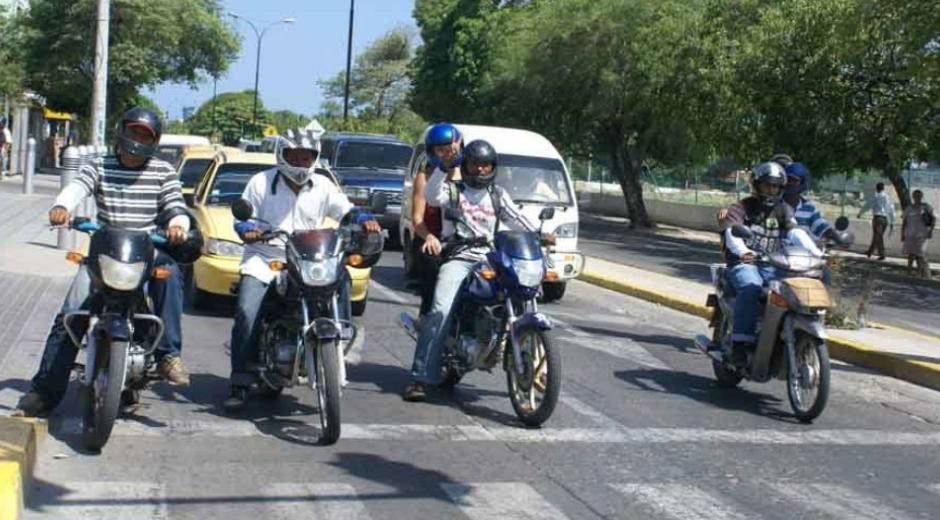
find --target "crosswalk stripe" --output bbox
[553,317,669,369]
[23,481,168,520]
[610,483,750,520]
[770,483,914,520]
[52,417,940,446]
[442,482,571,520]
[264,483,373,520]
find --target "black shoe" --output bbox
[223,386,248,413]
[402,381,427,402]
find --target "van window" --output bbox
[495,155,573,205]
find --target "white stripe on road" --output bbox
[24,481,168,520]
[554,317,669,369]
[559,394,626,430]
[53,418,940,445]
[264,483,373,520]
[368,279,412,306]
[770,483,915,520]
[611,483,750,520]
[442,482,571,520]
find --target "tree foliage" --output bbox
[21,0,239,123]
[188,90,267,146]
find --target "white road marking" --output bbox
[368,279,412,306]
[23,481,168,520]
[611,483,751,520]
[442,482,571,520]
[770,483,915,520]
[264,483,374,520]
[559,394,625,430]
[554,317,669,369]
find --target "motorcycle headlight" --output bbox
[98,255,146,291]
[207,239,244,257]
[553,223,578,239]
[301,258,340,287]
[513,258,544,287]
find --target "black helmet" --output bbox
[116,107,163,158]
[461,139,498,190]
[751,161,786,209]
[155,207,204,264]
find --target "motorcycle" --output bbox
[400,206,562,427]
[62,218,190,451]
[693,217,853,422]
[229,197,384,445]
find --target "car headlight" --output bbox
[207,239,244,257]
[301,258,340,287]
[344,186,370,201]
[553,223,578,239]
[98,255,146,291]
[513,258,544,288]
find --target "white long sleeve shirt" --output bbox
[423,168,538,259]
[239,168,354,284]
[858,191,895,226]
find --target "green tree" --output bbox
[0,5,26,104]
[188,90,266,145]
[21,0,239,123]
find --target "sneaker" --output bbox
[157,356,190,386]
[222,386,248,413]
[402,381,427,402]
[12,392,51,417]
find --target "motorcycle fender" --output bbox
[511,313,553,336]
[791,314,828,340]
[100,314,131,342]
[307,317,340,341]
[751,304,787,382]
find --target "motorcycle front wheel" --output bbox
[311,340,342,444]
[81,339,128,451]
[787,332,831,423]
[506,327,560,427]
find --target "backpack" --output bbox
[447,181,502,234]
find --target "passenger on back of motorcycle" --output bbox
[223,128,381,413]
[715,161,823,367]
[781,162,840,285]
[401,139,555,402]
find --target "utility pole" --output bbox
[90,0,110,147]
[343,0,355,121]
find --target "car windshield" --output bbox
[205,163,267,206]
[495,155,573,205]
[333,141,412,171]
[178,158,212,189]
[154,145,184,164]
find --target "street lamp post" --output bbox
[228,12,295,138]
[343,0,355,122]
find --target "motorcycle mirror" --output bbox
[835,215,850,231]
[731,225,754,239]
[538,207,556,221]
[371,192,388,215]
[231,198,254,221]
[839,231,855,247]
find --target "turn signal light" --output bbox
[480,268,498,280]
[769,292,789,308]
[544,271,559,281]
[348,254,363,267]
[153,266,172,280]
[268,260,285,272]
[65,252,84,265]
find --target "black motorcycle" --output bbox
[230,197,384,445]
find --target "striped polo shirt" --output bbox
[54,155,186,232]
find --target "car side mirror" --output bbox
[231,198,254,221]
[371,192,388,215]
[539,207,556,221]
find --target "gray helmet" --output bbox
[751,161,786,209]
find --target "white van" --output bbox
[155,134,212,164]
[400,124,584,302]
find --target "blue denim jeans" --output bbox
[410,258,475,385]
[229,271,353,388]
[727,263,777,343]
[30,251,184,409]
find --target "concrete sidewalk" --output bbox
[577,255,940,392]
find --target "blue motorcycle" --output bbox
[402,207,561,426]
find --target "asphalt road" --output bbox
[577,214,940,338]
[3,251,940,520]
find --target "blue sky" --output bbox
[146,0,417,121]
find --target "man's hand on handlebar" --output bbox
[49,206,69,227]
[362,220,381,234]
[541,233,556,246]
[741,252,756,264]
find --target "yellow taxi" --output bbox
[189,149,374,315]
[174,144,238,200]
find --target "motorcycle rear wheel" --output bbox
[787,332,830,423]
[81,339,128,452]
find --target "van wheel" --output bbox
[541,281,567,303]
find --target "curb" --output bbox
[0,418,47,520]
[577,269,940,392]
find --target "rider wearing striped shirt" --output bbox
[15,107,193,417]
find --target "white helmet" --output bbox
[275,127,322,185]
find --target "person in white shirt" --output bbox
[402,139,554,402]
[857,182,896,260]
[224,128,381,412]
[0,117,11,176]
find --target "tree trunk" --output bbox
[877,140,911,210]
[606,124,653,228]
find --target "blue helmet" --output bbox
[425,123,462,169]
[784,162,810,196]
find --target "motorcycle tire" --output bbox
[315,340,342,445]
[787,332,830,423]
[81,339,128,452]
[506,327,561,427]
